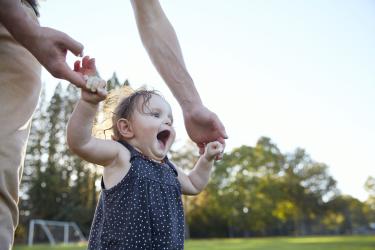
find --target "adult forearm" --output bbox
[131,0,202,109]
[188,157,213,192]
[67,100,98,151]
[0,0,40,48]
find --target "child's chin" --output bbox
[152,149,167,159]
[157,151,168,159]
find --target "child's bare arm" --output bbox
[176,141,224,195]
[67,100,121,166]
[67,56,123,167]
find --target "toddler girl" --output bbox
[67,56,223,249]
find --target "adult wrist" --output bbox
[181,100,204,114]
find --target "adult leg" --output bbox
[0,1,41,249]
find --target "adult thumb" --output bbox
[59,63,86,88]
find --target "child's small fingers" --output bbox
[216,146,224,155]
[95,80,106,92]
[212,142,224,161]
[86,80,93,91]
[98,81,107,97]
[92,78,99,90]
[81,56,90,68]
[207,142,220,156]
[88,58,96,71]
[98,89,108,98]
[74,60,81,72]
[85,76,102,93]
[85,75,91,89]
[215,153,223,161]
[210,141,222,151]
[197,143,205,155]
[219,142,225,153]
[217,141,224,150]
[99,79,107,89]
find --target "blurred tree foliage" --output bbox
[16,77,375,243]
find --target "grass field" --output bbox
[13,235,375,250]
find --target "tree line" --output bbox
[15,75,375,243]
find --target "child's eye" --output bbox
[151,112,160,118]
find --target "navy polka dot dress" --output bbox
[88,141,185,249]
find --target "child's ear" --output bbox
[117,118,134,139]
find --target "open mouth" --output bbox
[157,130,171,147]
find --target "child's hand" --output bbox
[203,141,225,162]
[74,56,107,104]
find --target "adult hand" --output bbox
[26,26,86,88]
[183,104,227,157]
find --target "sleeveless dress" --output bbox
[87,141,185,250]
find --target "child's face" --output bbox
[130,94,175,161]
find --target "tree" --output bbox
[190,137,287,237]
[106,72,122,90]
[282,148,338,235]
[364,177,375,225]
[325,195,369,234]
[28,83,67,219]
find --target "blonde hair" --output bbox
[93,85,162,141]
[93,85,134,140]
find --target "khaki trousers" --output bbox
[0,2,41,249]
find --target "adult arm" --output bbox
[0,0,86,87]
[130,0,227,151]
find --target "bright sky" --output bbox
[38,0,375,201]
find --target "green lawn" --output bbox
[14,235,375,250]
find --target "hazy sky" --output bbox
[38,0,375,201]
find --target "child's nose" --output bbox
[164,118,172,126]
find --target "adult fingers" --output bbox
[210,113,227,139]
[216,120,228,139]
[87,58,96,71]
[217,136,226,146]
[97,79,107,97]
[74,60,81,72]
[60,32,84,57]
[81,56,91,69]
[97,88,108,98]
[197,143,205,155]
[59,63,86,88]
